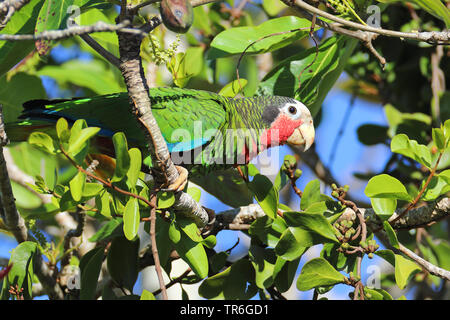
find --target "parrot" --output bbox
[6,87,315,194]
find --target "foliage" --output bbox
[0,0,448,301]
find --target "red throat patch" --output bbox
[260,114,303,149]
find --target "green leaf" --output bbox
[296,258,346,291]
[199,259,257,299]
[107,236,139,291]
[56,117,70,143]
[187,187,201,202]
[219,79,248,97]
[432,128,446,151]
[211,251,229,273]
[140,289,156,300]
[394,254,421,290]
[83,182,103,198]
[443,119,450,140]
[371,198,397,221]
[321,243,357,273]
[176,216,203,242]
[258,35,358,117]
[249,246,276,289]
[168,47,204,88]
[37,60,124,94]
[34,0,75,55]
[274,228,308,261]
[383,221,399,249]
[80,247,104,300]
[28,132,57,154]
[249,216,287,247]
[262,0,288,16]
[0,73,46,123]
[357,124,389,146]
[248,174,278,219]
[426,238,450,271]
[112,132,130,182]
[157,191,175,209]
[126,148,142,188]
[202,235,216,249]
[155,217,172,266]
[68,126,100,157]
[168,219,182,244]
[0,0,44,77]
[420,175,450,201]
[89,218,123,242]
[11,181,43,211]
[123,198,140,240]
[69,171,86,202]
[300,179,322,211]
[209,17,315,59]
[171,232,208,279]
[376,0,450,28]
[365,174,412,201]
[283,212,338,243]
[190,168,253,208]
[391,134,432,169]
[2,242,37,300]
[95,190,112,218]
[273,257,300,293]
[375,250,421,290]
[364,287,393,300]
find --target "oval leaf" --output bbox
[296,258,345,291]
[123,198,140,240]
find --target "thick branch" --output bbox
[116,6,209,227]
[361,197,450,231]
[0,104,64,299]
[0,105,27,243]
[283,0,450,44]
[215,197,450,280]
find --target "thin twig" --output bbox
[431,46,445,125]
[77,29,121,69]
[149,193,168,299]
[152,267,191,296]
[390,152,444,224]
[59,144,156,209]
[60,207,85,268]
[0,20,141,42]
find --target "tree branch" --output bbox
[116,5,209,227]
[78,32,121,69]
[0,104,64,299]
[0,105,27,243]
[282,0,450,44]
[361,197,450,231]
[0,20,141,42]
[0,0,30,29]
[214,197,450,280]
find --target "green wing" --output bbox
[15,87,230,153]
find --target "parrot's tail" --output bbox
[5,98,75,142]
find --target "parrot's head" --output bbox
[261,97,315,151]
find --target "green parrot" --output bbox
[6,87,315,202]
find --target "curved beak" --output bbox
[286,121,315,151]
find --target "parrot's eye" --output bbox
[288,106,297,114]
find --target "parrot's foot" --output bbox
[161,165,188,193]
